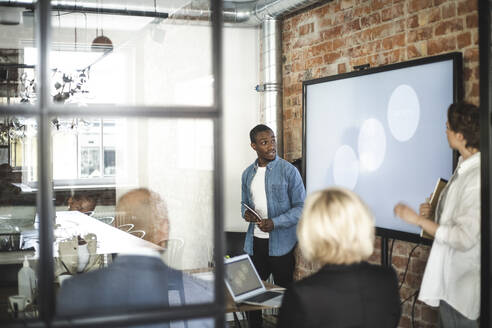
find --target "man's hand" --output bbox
[244,209,260,223]
[258,219,274,232]
[394,203,421,226]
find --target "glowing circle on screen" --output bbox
[387,84,420,142]
[358,118,386,172]
[333,145,359,190]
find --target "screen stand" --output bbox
[381,236,391,268]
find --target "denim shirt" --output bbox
[241,156,306,256]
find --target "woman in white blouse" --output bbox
[394,102,480,328]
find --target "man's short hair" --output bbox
[297,187,375,265]
[447,102,480,149]
[68,193,97,213]
[250,124,274,143]
[115,188,169,245]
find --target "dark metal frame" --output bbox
[478,1,491,327]
[301,52,463,244]
[1,0,225,327]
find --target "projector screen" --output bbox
[303,53,462,242]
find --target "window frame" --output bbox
[0,1,225,327]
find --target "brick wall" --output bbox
[282,0,479,327]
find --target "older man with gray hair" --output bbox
[56,188,213,327]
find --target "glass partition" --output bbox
[0,0,222,325]
[49,1,213,108]
[0,5,37,106]
[51,117,215,318]
[0,115,39,321]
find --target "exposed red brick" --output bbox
[333,38,345,50]
[344,19,361,33]
[399,315,411,328]
[381,3,404,22]
[371,0,392,11]
[407,15,419,29]
[319,17,333,29]
[361,12,381,28]
[353,4,370,17]
[408,27,433,43]
[321,25,343,40]
[341,0,355,10]
[464,48,479,61]
[407,45,422,58]
[428,35,456,55]
[421,306,439,323]
[306,56,323,68]
[442,2,456,19]
[470,82,479,98]
[458,0,478,15]
[299,22,315,36]
[457,32,472,48]
[382,34,405,50]
[309,41,333,57]
[312,4,329,18]
[408,0,433,13]
[434,18,464,36]
[428,7,441,23]
[282,0,479,321]
[323,51,342,64]
[466,13,478,28]
[338,63,347,73]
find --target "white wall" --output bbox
[112,24,260,269]
[223,27,260,232]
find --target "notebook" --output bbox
[224,254,284,307]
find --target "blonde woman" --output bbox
[278,187,401,328]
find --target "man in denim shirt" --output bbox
[241,124,306,327]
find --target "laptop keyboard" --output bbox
[245,291,281,303]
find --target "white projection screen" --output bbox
[303,53,462,242]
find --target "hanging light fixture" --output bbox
[91,0,113,53]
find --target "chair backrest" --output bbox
[129,230,146,239]
[161,238,184,270]
[96,216,115,225]
[117,223,134,232]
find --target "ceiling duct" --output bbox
[0,0,321,25]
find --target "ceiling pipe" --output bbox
[0,0,169,18]
[0,0,321,25]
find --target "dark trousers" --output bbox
[247,237,295,328]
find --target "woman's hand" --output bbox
[394,203,421,226]
[419,202,434,219]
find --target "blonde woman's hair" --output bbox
[298,187,375,265]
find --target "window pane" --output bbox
[0,115,39,321]
[0,7,37,107]
[49,0,213,108]
[53,117,215,319]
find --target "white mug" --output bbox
[9,295,28,312]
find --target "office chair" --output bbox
[96,216,115,225]
[117,223,134,232]
[129,230,146,239]
[160,237,186,325]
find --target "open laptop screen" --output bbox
[225,257,263,297]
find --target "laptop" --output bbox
[224,254,284,307]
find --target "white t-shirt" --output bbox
[250,167,269,239]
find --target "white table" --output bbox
[0,211,161,265]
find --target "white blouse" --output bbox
[418,152,481,320]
